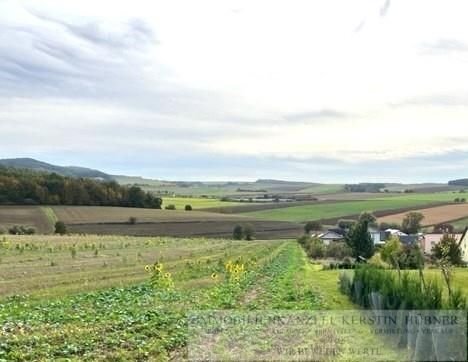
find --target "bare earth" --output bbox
[378,203,468,226]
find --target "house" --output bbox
[368,227,387,246]
[421,233,462,254]
[316,229,345,245]
[457,227,468,263]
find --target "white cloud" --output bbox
[1,0,468,181]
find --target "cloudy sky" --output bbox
[1,0,468,182]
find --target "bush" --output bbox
[305,238,326,259]
[233,225,243,240]
[54,221,67,235]
[128,216,137,225]
[337,219,356,230]
[8,225,36,235]
[185,204,193,211]
[0,227,5,235]
[304,221,322,233]
[243,224,255,241]
[325,242,353,260]
[165,204,176,210]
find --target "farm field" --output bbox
[51,206,303,239]
[0,206,53,234]
[378,203,468,226]
[0,236,411,361]
[161,196,242,209]
[242,193,457,222]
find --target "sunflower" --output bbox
[211,273,218,279]
[145,265,152,272]
[164,272,171,278]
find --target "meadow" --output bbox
[243,192,459,222]
[0,235,432,361]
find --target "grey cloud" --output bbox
[380,0,391,17]
[28,10,156,49]
[421,38,468,54]
[354,20,365,33]
[284,109,348,122]
[391,93,468,108]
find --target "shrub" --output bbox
[304,221,322,234]
[54,221,67,235]
[305,238,326,259]
[337,219,356,230]
[243,224,255,241]
[128,216,137,225]
[185,204,193,211]
[8,225,36,235]
[325,242,353,260]
[165,204,176,210]
[0,227,5,235]
[232,225,244,240]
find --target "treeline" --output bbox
[448,178,468,186]
[0,167,162,208]
[344,183,385,193]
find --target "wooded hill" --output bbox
[0,167,162,208]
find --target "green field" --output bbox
[161,196,241,209]
[243,192,458,222]
[0,235,442,361]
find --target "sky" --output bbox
[0,0,468,183]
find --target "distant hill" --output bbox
[0,158,113,180]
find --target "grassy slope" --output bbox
[243,192,458,222]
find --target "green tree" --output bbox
[232,225,243,240]
[380,235,402,268]
[432,234,463,266]
[54,221,67,235]
[185,204,193,211]
[358,211,377,226]
[401,212,424,234]
[345,220,374,259]
[304,221,322,234]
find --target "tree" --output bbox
[165,204,176,210]
[185,204,193,211]
[54,221,67,235]
[433,223,455,234]
[243,224,255,241]
[378,222,401,231]
[338,219,356,230]
[432,234,463,266]
[233,225,243,240]
[304,221,322,234]
[358,211,377,226]
[401,212,424,234]
[345,220,374,259]
[380,235,402,268]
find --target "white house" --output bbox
[458,227,468,263]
